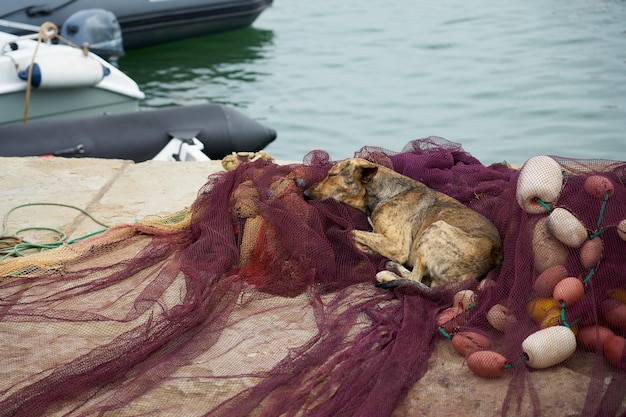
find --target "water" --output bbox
[121,0,626,164]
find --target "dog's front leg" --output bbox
[351,233,377,255]
[352,230,411,265]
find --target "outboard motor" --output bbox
[61,9,124,64]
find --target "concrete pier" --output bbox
[0,156,622,416]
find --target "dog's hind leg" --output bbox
[375,257,427,283]
[374,272,436,299]
[383,261,412,279]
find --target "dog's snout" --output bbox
[303,188,312,200]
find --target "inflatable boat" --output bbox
[0,0,273,50]
[0,104,277,162]
[0,19,144,125]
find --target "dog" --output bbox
[303,158,502,293]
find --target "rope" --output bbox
[596,191,609,228]
[534,197,552,213]
[437,326,452,339]
[0,202,109,260]
[21,21,88,123]
[22,21,58,123]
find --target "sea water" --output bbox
[121,0,626,164]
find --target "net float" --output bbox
[545,208,588,248]
[540,307,562,329]
[451,331,491,357]
[603,335,626,370]
[533,265,568,297]
[453,289,476,310]
[477,278,497,291]
[528,297,560,323]
[553,277,585,308]
[436,306,466,335]
[608,288,626,304]
[577,325,615,352]
[580,237,603,269]
[601,299,626,330]
[522,326,577,369]
[466,350,508,378]
[618,220,626,242]
[516,155,563,214]
[539,308,578,335]
[532,218,568,273]
[583,175,614,200]
[487,304,516,332]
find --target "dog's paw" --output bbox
[375,270,399,283]
[374,275,439,300]
[384,261,412,278]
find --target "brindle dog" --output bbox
[304,158,502,293]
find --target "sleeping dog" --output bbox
[304,158,502,293]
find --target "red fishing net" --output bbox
[0,137,624,416]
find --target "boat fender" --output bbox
[18,56,110,88]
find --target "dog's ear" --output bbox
[359,166,378,184]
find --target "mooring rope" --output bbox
[21,21,90,123]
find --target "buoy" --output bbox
[580,238,603,269]
[583,175,614,200]
[539,307,562,329]
[487,304,516,332]
[453,289,476,310]
[603,335,626,370]
[609,288,626,304]
[545,208,588,248]
[553,277,585,307]
[527,297,560,323]
[601,299,626,330]
[577,325,615,352]
[532,218,568,273]
[533,265,568,297]
[522,326,577,369]
[467,350,508,378]
[618,220,626,242]
[451,331,491,357]
[436,306,466,335]
[516,155,563,214]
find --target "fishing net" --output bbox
[0,137,624,416]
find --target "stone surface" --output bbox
[0,157,624,416]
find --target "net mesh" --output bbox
[0,137,624,416]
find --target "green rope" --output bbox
[583,267,595,284]
[589,228,606,239]
[582,190,611,281]
[438,326,452,340]
[0,202,109,260]
[560,301,571,328]
[597,191,609,228]
[535,198,552,213]
[504,354,528,369]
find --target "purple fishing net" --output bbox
[0,137,624,416]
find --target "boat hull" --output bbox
[1,88,141,126]
[0,0,273,49]
[0,104,277,161]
